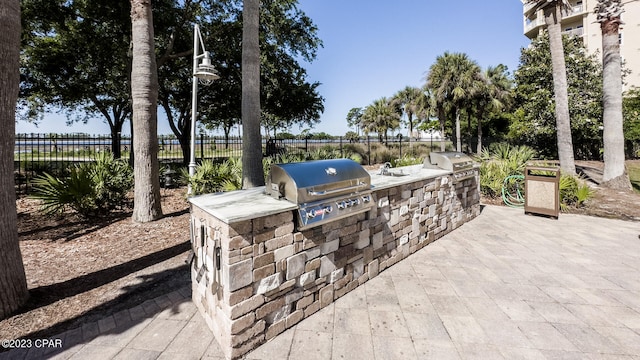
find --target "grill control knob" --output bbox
[337,201,346,210]
[324,205,333,213]
[362,195,371,203]
[351,198,360,206]
[306,210,316,218]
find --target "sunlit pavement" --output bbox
[3,205,640,360]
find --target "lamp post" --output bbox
[188,23,220,195]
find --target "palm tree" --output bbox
[130,0,163,222]
[426,52,481,152]
[241,0,264,188]
[413,88,432,136]
[392,86,424,140]
[361,97,401,145]
[0,0,29,319]
[595,0,631,189]
[524,0,576,174]
[474,64,513,154]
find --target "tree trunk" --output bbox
[179,136,190,166]
[407,113,414,147]
[455,108,461,152]
[466,111,472,152]
[130,0,163,222]
[477,108,484,155]
[128,117,135,167]
[110,124,123,159]
[241,0,265,188]
[438,106,446,151]
[546,4,576,174]
[160,101,189,166]
[223,121,234,149]
[601,19,631,190]
[0,0,28,319]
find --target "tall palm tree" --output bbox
[595,0,631,189]
[1,0,29,319]
[524,0,575,174]
[426,52,480,152]
[241,0,264,188]
[414,88,432,134]
[474,64,513,154]
[392,86,424,140]
[362,97,401,145]
[130,0,163,222]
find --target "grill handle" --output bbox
[307,182,368,196]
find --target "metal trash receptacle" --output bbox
[524,166,560,218]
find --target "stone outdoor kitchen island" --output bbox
[188,162,480,359]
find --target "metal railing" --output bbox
[563,27,584,37]
[14,133,640,194]
[14,133,450,193]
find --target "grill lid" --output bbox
[268,159,371,204]
[425,152,477,182]
[427,152,474,172]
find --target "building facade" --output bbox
[522,0,640,91]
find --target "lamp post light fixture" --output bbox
[188,23,220,195]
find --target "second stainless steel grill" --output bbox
[425,152,477,182]
[267,159,374,230]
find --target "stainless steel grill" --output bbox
[267,159,374,230]
[425,152,476,182]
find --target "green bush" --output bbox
[479,143,594,210]
[479,143,536,198]
[305,147,362,163]
[185,158,242,195]
[392,155,423,167]
[31,152,133,217]
[308,147,343,160]
[371,149,395,164]
[559,173,594,211]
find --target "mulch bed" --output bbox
[0,188,191,342]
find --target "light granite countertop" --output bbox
[188,164,451,224]
[369,164,449,190]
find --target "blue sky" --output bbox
[16,0,531,136]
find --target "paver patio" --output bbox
[2,205,639,360]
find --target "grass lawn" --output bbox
[629,161,640,193]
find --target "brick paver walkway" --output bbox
[2,205,639,360]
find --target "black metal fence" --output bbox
[14,133,448,194]
[16,133,638,193]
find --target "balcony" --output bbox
[523,2,585,38]
[562,4,585,20]
[525,17,544,31]
[523,1,536,15]
[563,27,584,37]
[524,17,545,38]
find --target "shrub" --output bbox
[185,158,242,195]
[393,155,423,167]
[371,149,395,164]
[559,173,595,211]
[479,143,595,210]
[479,144,537,198]
[31,152,133,217]
[342,144,367,164]
[308,147,343,160]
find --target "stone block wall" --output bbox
[190,173,480,359]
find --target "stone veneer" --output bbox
[189,172,480,359]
